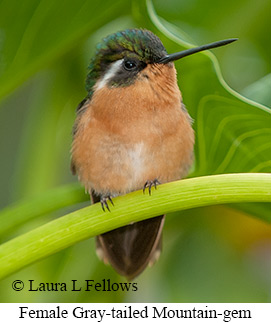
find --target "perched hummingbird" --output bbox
[71,29,237,280]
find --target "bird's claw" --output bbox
[143,179,161,195]
[101,195,114,212]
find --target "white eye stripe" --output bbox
[95,59,124,90]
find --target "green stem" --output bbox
[0,173,271,280]
[0,183,87,236]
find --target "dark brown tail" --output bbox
[91,188,164,280]
[96,215,165,280]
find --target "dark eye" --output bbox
[123,60,137,71]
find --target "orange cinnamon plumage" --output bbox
[72,63,194,196]
[71,28,235,279]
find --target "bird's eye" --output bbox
[123,60,137,71]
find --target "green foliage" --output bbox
[0,0,270,302]
[145,0,271,219]
[0,174,271,282]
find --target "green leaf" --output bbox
[242,74,271,108]
[0,0,128,100]
[144,0,271,219]
[0,0,270,302]
[0,183,86,237]
[151,0,271,92]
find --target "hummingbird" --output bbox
[71,29,237,280]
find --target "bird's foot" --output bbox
[143,179,161,195]
[100,195,114,212]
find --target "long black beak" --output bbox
[158,38,238,64]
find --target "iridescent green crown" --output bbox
[86,29,167,96]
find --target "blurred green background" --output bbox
[0,0,271,302]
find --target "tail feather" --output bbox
[91,190,164,280]
[96,215,165,280]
